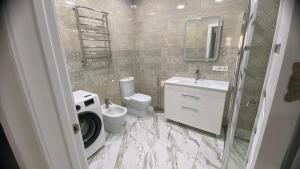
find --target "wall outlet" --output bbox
[212,66,229,72]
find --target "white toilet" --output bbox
[119,77,152,117]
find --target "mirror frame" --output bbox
[183,16,223,62]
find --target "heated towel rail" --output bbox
[73,5,112,69]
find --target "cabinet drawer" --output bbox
[165,84,226,111]
[165,84,226,99]
[165,99,222,134]
[164,84,226,135]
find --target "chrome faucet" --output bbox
[195,69,200,81]
[104,98,112,108]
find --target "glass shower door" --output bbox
[222,1,258,168]
[223,0,280,168]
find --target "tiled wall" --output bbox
[54,0,136,104]
[235,0,280,140]
[132,0,247,109]
[54,0,247,118]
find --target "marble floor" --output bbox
[228,138,249,169]
[88,112,225,169]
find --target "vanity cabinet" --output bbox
[164,77,229,135]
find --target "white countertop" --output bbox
[165,76,230,92]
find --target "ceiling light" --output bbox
[130,5,137,9]
[149,12,155,16]
[215,0,224,3]
[225,37,232,46]
[177,4,185,9]
[65,0,75,6]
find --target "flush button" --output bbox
[75,105,81,111]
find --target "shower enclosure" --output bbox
[223,0,280,168]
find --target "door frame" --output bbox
[1,0,88,169]
[1,0,297,169]
[246,0,298,168]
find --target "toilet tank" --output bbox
[119,77,135,98]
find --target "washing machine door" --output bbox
[78,111,102,149]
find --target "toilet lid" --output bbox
[129,93,151,103]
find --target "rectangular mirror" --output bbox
[183,16,223,61]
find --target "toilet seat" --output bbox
[125,93,151,103]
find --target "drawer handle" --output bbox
[182,106,199,112]
[182,94,200,100]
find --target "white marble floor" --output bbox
[228,138,249,169]
[88,112,224,169]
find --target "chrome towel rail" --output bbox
[85,51,109,55]
[73,5,112,69]
[80,23,106,29]
[80,29,111,35]
[78,15,106,22]
[76,5,108,15]
[82,38,110,42]
[83,45,110,49]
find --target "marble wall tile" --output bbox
[54,0,135,104]
[133,0,247,112]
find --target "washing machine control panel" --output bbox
[75,105,81,111]
[73,91,99,112]
[84,98,95,107]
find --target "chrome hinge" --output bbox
[73,123,80,134]
[244,46,251,51]
[253,126,257,134]
[251,18,256,26]
[263,89,266,98]
[274,43,281,54]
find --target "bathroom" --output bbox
[47,0,278,168]
[2,0,300,168]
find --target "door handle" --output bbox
[73,123,80,134]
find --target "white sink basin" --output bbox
[179,78,210,85]
[165,76,229,92]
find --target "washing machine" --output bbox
[72,90,105,158]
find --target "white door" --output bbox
[1,0,89,169]
[246,0,300,168]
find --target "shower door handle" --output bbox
[246,100,258,107]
